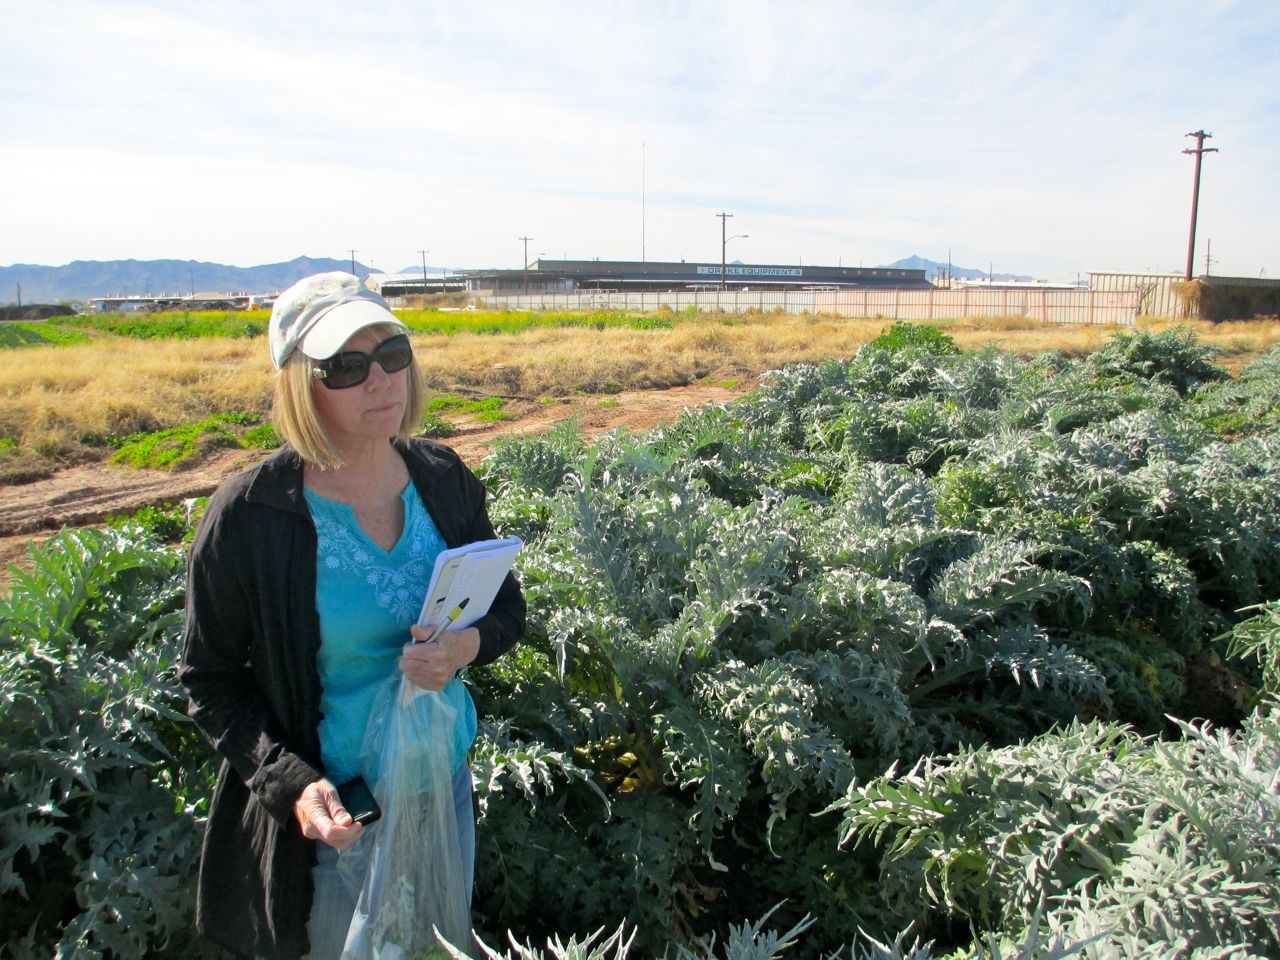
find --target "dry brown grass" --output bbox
[412,315,890,396]
[2,313,1277,477]
[0,338,270,470]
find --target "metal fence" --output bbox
[476,287,1139,325]
[1087,273,1186,317]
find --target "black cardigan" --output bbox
[180,439,525,959]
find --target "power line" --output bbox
[1182,130,1218,281]
[716,212,733,291]
[518,236,533,293]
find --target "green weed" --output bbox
[109,412,274,469]
[66,310,268,340]
[241,422,280,449]
[574,379,624,395]
[0,322,91,348]
[425,394,512,422]
[108,503,193,543]
[418,410,457,438]
[1196,409,1251,436]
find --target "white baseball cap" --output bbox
[268,272,406,369]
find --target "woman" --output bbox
[181,272,525,960]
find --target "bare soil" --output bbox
[0,384,750,584]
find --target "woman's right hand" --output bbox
[293,778,364,850]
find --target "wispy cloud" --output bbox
[1,0,1276,278]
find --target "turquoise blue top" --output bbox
[304,481,478,787]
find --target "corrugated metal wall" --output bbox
[1196,275,1280,320]
[477,287,1139,325]
[1201,275,1280,289]
[1087,273,1187,317]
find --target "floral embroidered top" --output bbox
[304,481,478,786]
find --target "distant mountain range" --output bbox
[1,254,1032,305]
[884,255,1033,283]
[0,257,378,305]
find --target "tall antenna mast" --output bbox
[642,138,647,263]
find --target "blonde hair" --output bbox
[272,322,426,468]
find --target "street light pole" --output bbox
[717,212,733,291]
[721,229,749,296]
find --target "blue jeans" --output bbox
[304,766,475,960]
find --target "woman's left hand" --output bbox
[400,625,481,691]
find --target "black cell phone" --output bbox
[335,776,382,826]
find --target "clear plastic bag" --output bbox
[337,674,473,960]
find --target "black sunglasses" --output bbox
[311,334,413,389]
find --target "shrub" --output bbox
[1228,600,1280,699]
[1086,326,1229,395]
[832,704,1280,957]
[867,321,960,356]
[0,526,221,959]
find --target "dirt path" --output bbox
[0,384,750,582]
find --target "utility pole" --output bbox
[1205,238,1213,277]
[717,212,733,291]
[419,250,429,293]
[1182,130,1218,281]
[518,236,532,293]
[348,249,358,276]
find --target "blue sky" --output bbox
[2,0,1277,281]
